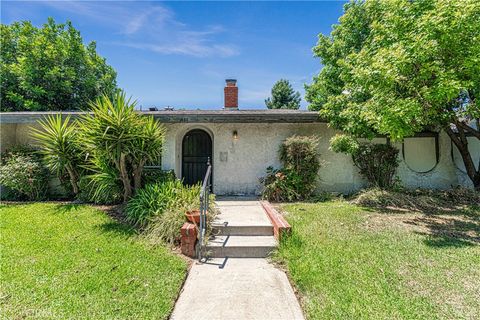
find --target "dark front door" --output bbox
[182,129,212,186]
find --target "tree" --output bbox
[1,18,117,111]
[265,79,301,109]
[306,0,480,190]
[78,91,165,202]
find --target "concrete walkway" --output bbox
[170,198,304,320]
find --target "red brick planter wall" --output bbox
[180,222,197,258]
[260,201,291,240]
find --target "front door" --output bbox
[182,129,212,186]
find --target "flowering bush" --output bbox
[0,145,49,200]
[261,167,300,202]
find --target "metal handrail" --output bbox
[198,158,212,261]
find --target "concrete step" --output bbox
[212,223,274,236]
[205,235,277,258]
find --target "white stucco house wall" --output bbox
[1,79,479,195]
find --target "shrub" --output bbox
[144,208,186,246]
[126,178,217,244]
[31,115,82,195]
[77,177,122,205]
[0,145,49,200]
[261,167,300,202]
[262,135,320,202]
[331,134,399,189]
[77,154,122,205]
[125,180,200,226]
[142,169,176,185]
[352,143,399,189]
[144,193,217,246]
[280,135,320,196]
[33,91,166,203]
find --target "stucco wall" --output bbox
[162,123,364,195]
[1,122,42,152]
[1,121,478,195]
[161,123,477,195]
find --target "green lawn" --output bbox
[276,201,480,320]
[0,203,187,319]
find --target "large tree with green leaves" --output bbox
[265,79,301,109]
[1,18,117,111]
[306,0,480,190]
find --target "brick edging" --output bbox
[180,222,197,258]
[260,201,291,240]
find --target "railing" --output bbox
[197,158,212,261]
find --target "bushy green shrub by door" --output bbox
[262,135,320,202]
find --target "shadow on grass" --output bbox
[363,205,480,248]
[96,205,138,237]
[423,237,475,248]
[410,212,479,248]
[51,203,138,238]
[98,221,137,237]
[53,203,83,214]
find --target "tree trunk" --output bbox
[132,159,145,194]
[445,124,480,191]
[474,178,480,191]
[65,164,79,195]
[119,153,132,202]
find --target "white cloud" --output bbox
[42,1,238,58]
[126,42,239,58]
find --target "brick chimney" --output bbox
[224,79,238,110]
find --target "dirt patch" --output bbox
[406,214,479,244]
[353,187,480,215]
[363,210,480,246]
[354,187,480,246]
[94,203,128,223]
[362,212,420,232]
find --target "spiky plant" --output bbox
[131,116,165,191]
[81,153,122,204]
[78,91,165,202]
[31,115,81,194]
[78,92,138,201]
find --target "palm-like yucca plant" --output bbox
[78,91,165,202]
[31,115,81,194]
[78,91,140,201]
[131,116,165,190]
[81,153,122,204]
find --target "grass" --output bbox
[275,200,480,320]
[0,203,187,319]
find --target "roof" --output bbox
[0,109,325,124]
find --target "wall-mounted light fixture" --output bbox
[233,130,238,140]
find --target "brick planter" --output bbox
[260,201,291,240]
[180,222,198,258]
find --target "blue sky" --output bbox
[2,1,346,109]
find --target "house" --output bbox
[1,79,479,194]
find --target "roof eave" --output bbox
[0,110,326,124]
